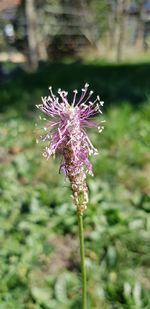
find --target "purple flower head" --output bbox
[36,84,104,178]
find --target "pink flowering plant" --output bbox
[36,83,104,308]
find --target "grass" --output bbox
[0,60,150,308]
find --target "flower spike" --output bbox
[36,85,104,214]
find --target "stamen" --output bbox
[58,89,68,104]
[36,104,42,109]
[98,125,104,133]
[77,86,89,105]
[41,96,47,104]
[82,90,94,104]
[58,128,62,138]
[72,89,78,106]
[49,86,55,99]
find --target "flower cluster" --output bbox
[36,84,104,213]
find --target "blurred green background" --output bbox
[0,1,150,308]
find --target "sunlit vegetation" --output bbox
[0,61,150,308]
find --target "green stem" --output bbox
[78,213,87,309]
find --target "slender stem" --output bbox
[78,213,87,309]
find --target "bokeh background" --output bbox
[0,1,150,308]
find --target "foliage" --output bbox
[89,0,109,35]
[0,61,150,308]
[1,61,150,114]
